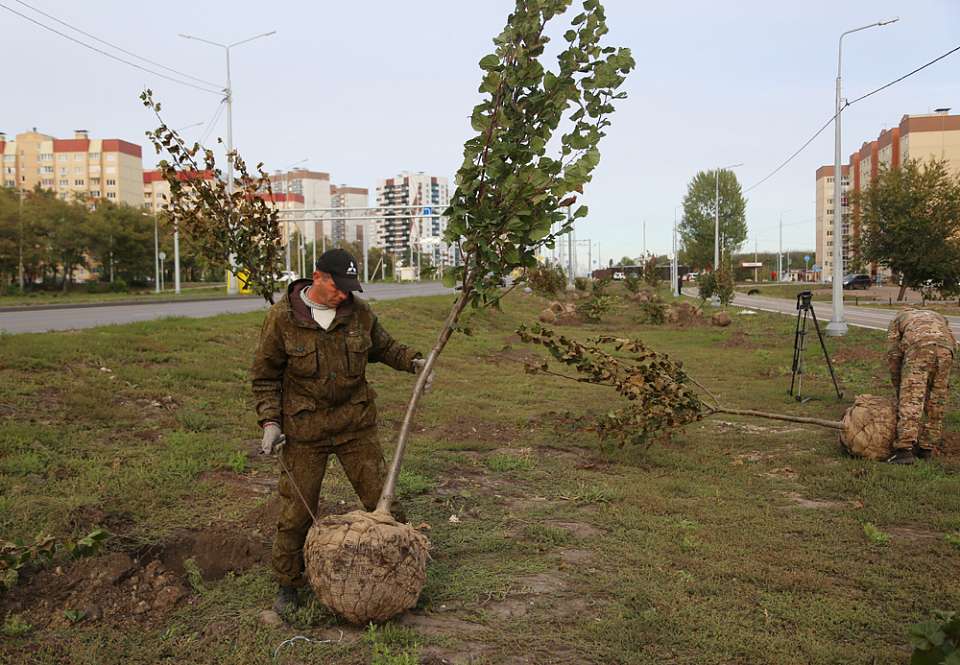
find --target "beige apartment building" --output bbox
[1,129,142,206]
[330,185,370,247]
[142,169,216,214]
[270,169,331,243]
[815,110,960,277]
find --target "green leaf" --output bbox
[479,54,500,70]
[564,29,576,42]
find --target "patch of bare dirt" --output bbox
[433,416,523,446]
[761,466,799,481]
[779,491,858,510]
[832,346,884,365]
[887,526,941,543]
[201,469,277,497]
[558,549,594,566]
[547,521,603,539]
[138,527,268,580]
[720,330,758,349]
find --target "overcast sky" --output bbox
[2,0,958,263]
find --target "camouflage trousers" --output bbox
[893,345,954,451]
[272,427,405,587]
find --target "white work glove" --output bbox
[259,422,285,455]
[412,358,435,394]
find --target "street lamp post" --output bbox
[179,29,277,294]
[672,206,680,297]
[713,162,743,304]
[827,17,898,337]
[153,213,160,294]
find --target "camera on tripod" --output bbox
[790,290,843,401]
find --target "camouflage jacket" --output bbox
[251,280,420,442]
[886,308,956,377]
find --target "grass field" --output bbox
[1,285,958,664]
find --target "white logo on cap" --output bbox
[347,261,357,275]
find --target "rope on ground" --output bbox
[273,631,344,660]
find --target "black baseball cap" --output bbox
[316,249,363,293]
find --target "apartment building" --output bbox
[330,185,370,247]
[815,109,960,277]
[814,165,850,277]
[375,171,450,265]
[269,169,331,243]
[142,169,216,214]
[1,129,142,206]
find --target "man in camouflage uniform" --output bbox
[251,249,430,612]
[886,307,956,464]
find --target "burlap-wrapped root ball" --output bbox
[303,510,430,624]
[839,394,897,461]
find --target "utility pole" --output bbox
[827,17,898,336]
[642,219,646,256]
[567,205,575,285]
[173,221,181,294]
[179,30,276,294]
[778,213,783,281]
[17,188,24,292]
[672,207,679,297]
[754,237,759,283]
[153,214,160,294]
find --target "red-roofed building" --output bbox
[142,168,216,214]
[2,129,144,206]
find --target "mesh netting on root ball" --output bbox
[839,394,897,461]
[303,510,430,624]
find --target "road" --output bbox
[732,293,960,337]
[0,282,455,334]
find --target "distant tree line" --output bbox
[0,186,223,292]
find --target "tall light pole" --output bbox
[714,163,743,304]
[179,30,277,294]
[673,206,680,297]
[827,17,898,336]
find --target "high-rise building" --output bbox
[375,171,450,265]
[142,169,216,214]
[815,110,960,276]
[1,129,142,206]
[330,185,370,247]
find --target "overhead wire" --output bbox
[743,43,960,194]
[0,1,221,95]
[12,0,222,89]
[199,100,227,145]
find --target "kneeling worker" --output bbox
[251,249,432,612]
[885,307,956,464]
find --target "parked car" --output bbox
[612,271,625,280]
[842,274,872,290]
[276,271,299,284]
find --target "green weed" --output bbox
[183,557,206,595]
[2,613,31,637]
[946,532,960,550]
[397,470,434,495]
[364,623,420,665]
[485,453,533,473]
[863,522,890,546]
[225,450,247,474]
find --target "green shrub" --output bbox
[698,272,716,302]
[592,277,611,295]
[642,255,660,287]
[909,610,959,664]
[577,295,617,322]
[527,264,566,296]
[624,272,641,293]
[574,277,589,291]
[636,300,667,324]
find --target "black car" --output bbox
[842,274,872,290]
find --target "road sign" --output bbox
[422,207,432,216]
[741,261,763,268]
[158,251,166,261]
[804,255,810,263]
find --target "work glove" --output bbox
[259,422,285,455]
[412,358,434,394]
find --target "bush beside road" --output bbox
[0,290,957,662]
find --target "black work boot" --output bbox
[273,585,300,614]
[887,449,915,465]
[915,448,935,460]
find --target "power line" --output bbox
[13,0,221,89]
[846,44,960,106]
[0,1,221,95]
[743,43,960,194]
[199,100,227,145]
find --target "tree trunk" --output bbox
[376,273,474,513]
[711,406,842,430]
[897,283,907,302]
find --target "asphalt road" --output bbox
[0,282,455,334]
[732,293,960,337]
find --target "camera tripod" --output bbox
[789,291,843,402]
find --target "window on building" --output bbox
[2,155,14,163]
[57,154,68,162]
[88,152,99,160]
[75,167,83,175]
[42,179,53,187]
[145,192,152,199]
[42,166,53,174]
[74,179,84,186]
[827,209,833,215]
[59,179,69,186]
[40,153,52,161]
[74,153,84,161]
[106,179,116,186]
[143,203,152,210]
[828,198,833,204]
[90,177,100,185]
[90,191,100,198]
[105,154,116,162]
[4,167,12,175]
[827,176,834,183]
[105,166,116,175]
